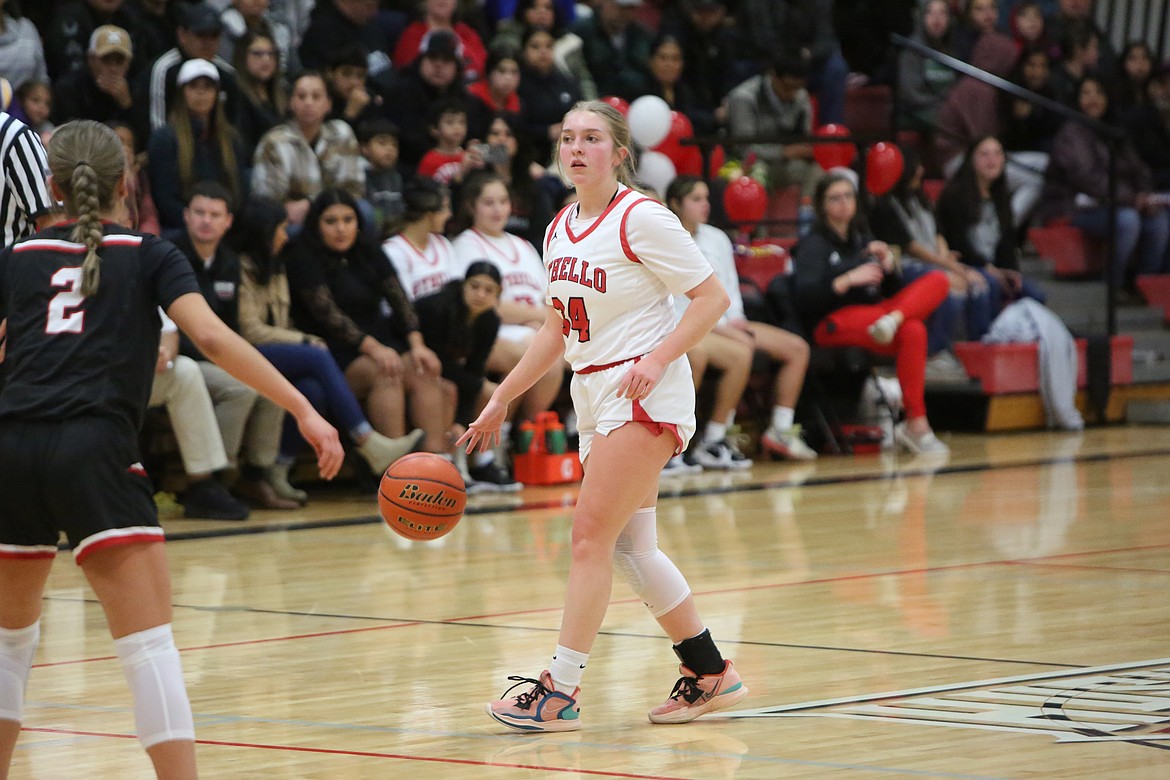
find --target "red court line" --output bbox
[38,541,1170,669]
[1004,560,1170,575]
[21,727,686,779]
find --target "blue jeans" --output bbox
[1072,206,1170,285]
[257,343,370,458]
[807,46,849,126]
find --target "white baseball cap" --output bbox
[176,58,220,87]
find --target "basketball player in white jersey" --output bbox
[452,171,564,486]
[381,180,459,302]
[459,101,749,732]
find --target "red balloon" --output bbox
[723,176,767,227]
[600,95,629,117]
[707,144,726,178]
[654,111,695,171]
[812,124,856,171]
[866,142,905,196]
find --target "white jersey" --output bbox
[452,228,546,309]
[544,186,713,372]
[381,233,459,301]
[673,223,745,325]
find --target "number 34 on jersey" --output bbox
[548,255,608,344]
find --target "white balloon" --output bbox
[627,95,672,148]
[637,150,677,195]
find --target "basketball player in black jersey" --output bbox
[0,120,344,778]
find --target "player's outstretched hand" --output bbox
[458,397,508,453]
[298,411,345,479]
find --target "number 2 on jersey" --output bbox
[47,267,86,334]
[552,296,590,342]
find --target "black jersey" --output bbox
[0,223,200,438]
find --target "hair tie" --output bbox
[74,160,90,168]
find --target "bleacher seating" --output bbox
[1028,222,1106,279]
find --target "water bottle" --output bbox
[545,422,568,455]
[797,197,815,239]
[516,422,536,454]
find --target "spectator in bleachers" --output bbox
[495,0,596,100]
[832,0,916,87]
[0,2,47,91]
[231,31,287,152]
[658,0,738,123]
[44,0,140,81]
[666,175,817,465]
[298,0,397,81]
[217,0,300,75]
[938,135,1049,318]
[1128,63,1170,192]
[357,118,405,237]
[793,172,951,455]
[52,26,140,130]
[233,197,425,493]
[1038,75,1170,290]
[147,59,249,234]
[324,43,381,130]
[1045,0,1116,78]
[480,112,557,248]
[148,310,251,520]
[283,187,450,454]
[174,181,300,510]
[485,0,576,34]
[393,0,488,82]
[382,179,460,302]
[450,170,561,486]
[1114,41,1154,116]
[1048,18,1100,108]
[382,30,470,173]
[414,262,507,490]
[127,0,179,72]
[571,0,654,102]
[896,0,957,133]
[646,33,717,135]
[12,81,53,145]
[262,0,315,48]
[141,3,244,135]
[1000,45,1062,156]
[952,0,1002,63]
[741,0,849,126]
[251,72,366,228]
[1009,1,1048,54]
[727,52,822,198]
[517,26,582,165]
[467,44,523,136]
[109,120,161,234]
[416,101,484,186]
[870,147,990,359]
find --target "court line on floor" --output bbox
[43,543,1170,671]
[18,717,1009,779]
[139,444,1170,545]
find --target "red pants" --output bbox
[813,271,949,420]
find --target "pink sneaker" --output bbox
[486,671,581,732]
[648,661,748,724]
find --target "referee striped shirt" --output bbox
[0,112,52,249]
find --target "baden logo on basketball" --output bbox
[398,483,460,509]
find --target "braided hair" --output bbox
[47,120,126,297]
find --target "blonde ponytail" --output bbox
[46,121,126,298]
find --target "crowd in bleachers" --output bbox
[1,0,1166,519]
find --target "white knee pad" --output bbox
[114,624,195,749]
[613,507,691,618]
[0,622,40,722]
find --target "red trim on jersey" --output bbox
[545,204,574,255]
[564,188,636,244]
[73,528,165,565]
[618,197,654,264]
[469,228,520,266]
[575,353,646,375]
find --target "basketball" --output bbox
[378,453,466,541]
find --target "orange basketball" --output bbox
[378,453,466,541]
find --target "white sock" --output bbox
[472,451,495,468]
[703,421,727,445]
[0,622,39,722]
[499,421,513,445]
[771,406,795,433]
[549,645,589,693]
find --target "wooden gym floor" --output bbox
[11,425,1170,778]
